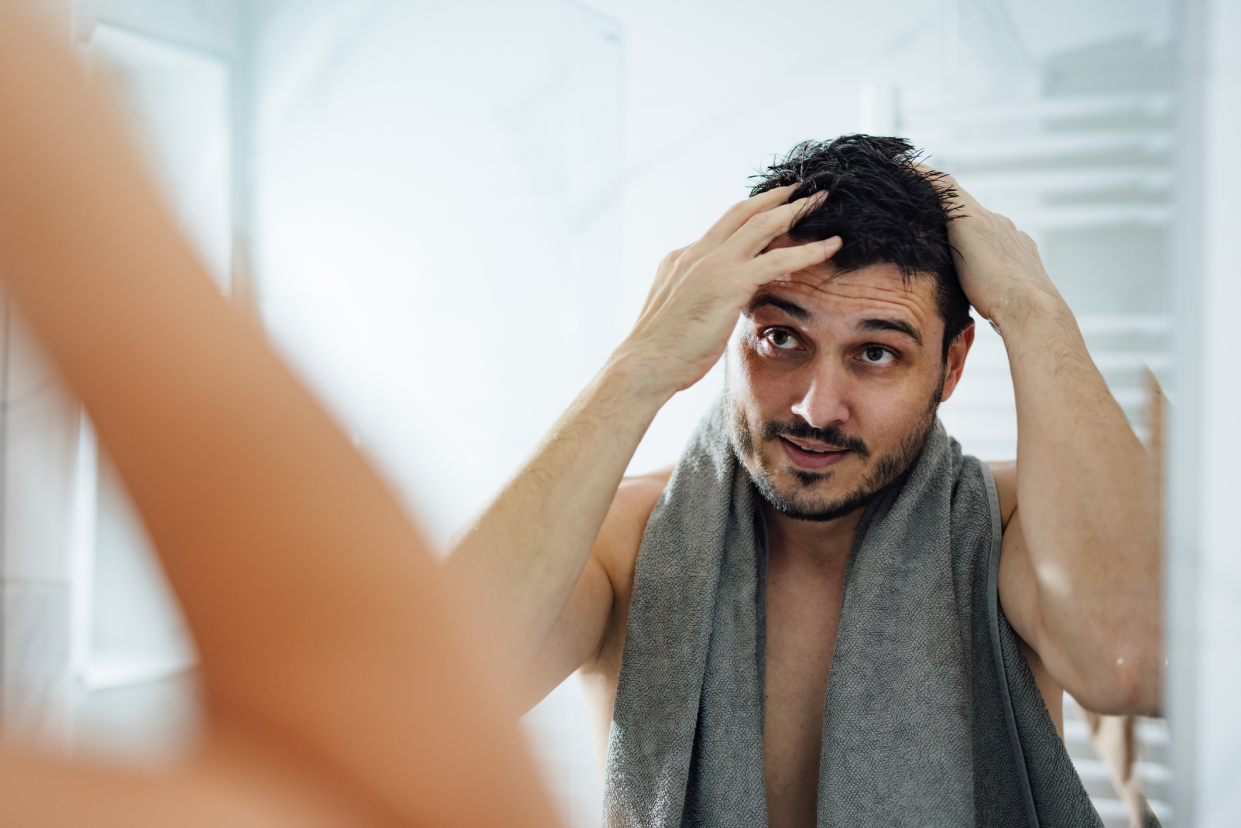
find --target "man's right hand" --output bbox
[611,185,842,400]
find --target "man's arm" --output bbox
[446,191,841,704]
[519,469,671,709]
[943,179,1162,716]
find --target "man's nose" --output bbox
[789,361,851,429]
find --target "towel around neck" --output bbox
[603,400,1104,827]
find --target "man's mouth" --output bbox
[778,436,851,470]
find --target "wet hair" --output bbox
[749,135,972,357]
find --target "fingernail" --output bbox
[824,235,842,252]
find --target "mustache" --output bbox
[760,419,871,460]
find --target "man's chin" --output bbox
[769,457,854,492]
[751,468,877,523]
[784,464,839,488]
[760,488,875,523]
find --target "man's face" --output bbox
[725,241,972,522]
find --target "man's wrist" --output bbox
[596,348,680,414]
[988,284,1078,352]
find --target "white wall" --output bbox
[1168,0,1241,823]
[252,0,624,545]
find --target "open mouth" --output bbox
[778,436,851,470]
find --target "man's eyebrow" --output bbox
[858,317,923,346]
[746,294,810,321]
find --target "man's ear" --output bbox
[939,319,976,403]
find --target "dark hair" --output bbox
[749,135,972,357]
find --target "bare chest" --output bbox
[762,550,847,828]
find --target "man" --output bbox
[449,136,1161,826]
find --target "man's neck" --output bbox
[762,501,865,570]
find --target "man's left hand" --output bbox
[933,171,1066,329]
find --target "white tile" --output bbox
[71,670,202,769]
[2,582,72,754]
[4,309,65,410]
[2,357,80,583]
[2,309,81,583]
[1197,556,1241,827]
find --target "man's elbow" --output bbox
[1072,647,1163,717]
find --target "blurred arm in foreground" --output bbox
[0,4,556,827]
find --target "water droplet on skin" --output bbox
[1117,657,1124,665]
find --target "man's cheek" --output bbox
[725,341,763,393]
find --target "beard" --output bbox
[725,372,944,523]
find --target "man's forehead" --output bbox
[750,260,940,330]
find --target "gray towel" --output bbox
[603,401,1104,827]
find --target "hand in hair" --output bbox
[925,168,1066,329]
[612,187,842,401]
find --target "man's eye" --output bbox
[861,346,895,365]
[766,329,800,350]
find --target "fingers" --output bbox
[722,190,828,259]
[936,172,986,217]
[913,162,983,218]
[642,245,690,311]
[750,235,842,282]
[657,188,832,311]
[927,170,1010,245]
[699,184,798,248]
[657,245,690,272]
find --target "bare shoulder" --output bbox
[593,466,674,589]
[986,459,1018,528]
[586,467,671,662]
